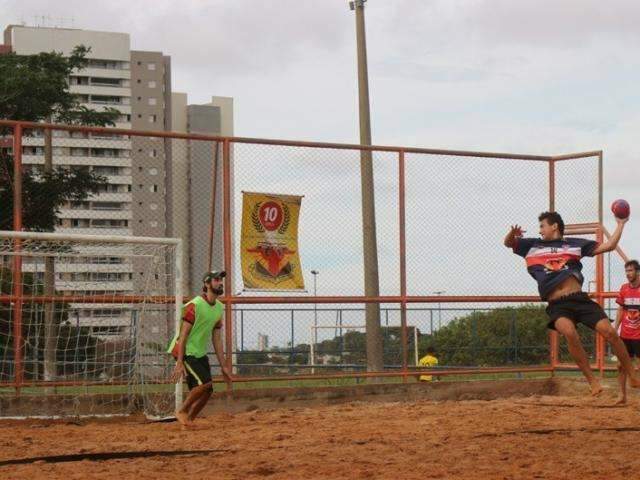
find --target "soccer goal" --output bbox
[0,230,183,419]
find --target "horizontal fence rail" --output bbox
[0,119,618,417]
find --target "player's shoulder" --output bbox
[562,237,586,245]
[619,283,631,293]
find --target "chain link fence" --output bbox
[1,120,609,398]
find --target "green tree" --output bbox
[0,45,119,230]
[428,305,582,367]
[0,45,119,125]
[1,45,119,382]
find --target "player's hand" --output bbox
[170,361,185,383]
[509,225,525,237]
[615,216,629,226]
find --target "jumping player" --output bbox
[614,259,640,404]
[504,211,640,396]
[168,270,231,427]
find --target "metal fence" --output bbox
[0,119,621,394]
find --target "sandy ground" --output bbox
[1,387,640,479]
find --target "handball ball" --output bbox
[611,199,630,219]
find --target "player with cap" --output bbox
[168,270,231,427]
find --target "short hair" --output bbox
[538,211,565,235]
[625,260,640,271]
[426,346,436,355]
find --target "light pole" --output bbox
[433,291,446,330]
[311,270,319,372]
[349,0,383,374]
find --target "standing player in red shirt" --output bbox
[614,260,640,404]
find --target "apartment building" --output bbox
[3,25,233,338]
[170,93,234,293]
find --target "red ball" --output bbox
[611,199,630,219]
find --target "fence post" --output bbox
[290,309,295,356]
[12,124,24,394]
[398,150,408,382]
[222,139,233,390]
[548,157,558,376]
[471,315,477,366]
[596,225,605,376]
[512,311,518,364]
[240,310,244,351]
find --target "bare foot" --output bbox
[615,396,627,405]
[589,380,603,396]
[175,410,192,428]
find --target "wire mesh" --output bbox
[2,120,609,400]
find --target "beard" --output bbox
[212,285,224,295]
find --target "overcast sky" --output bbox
[2,1,640,303]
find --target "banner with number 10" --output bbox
[240,191,305,291]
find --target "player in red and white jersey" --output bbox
[614,259,640,404]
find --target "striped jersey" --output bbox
[616,283,640,340]
[512,237,599,300]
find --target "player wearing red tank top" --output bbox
[614,260,640,404]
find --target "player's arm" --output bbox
[614,306,623,332]
[212,323,231,379]
[170,320,193,382]
[503,225,525,248]
[592,216,628,255]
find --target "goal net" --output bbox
[0,231,183,419]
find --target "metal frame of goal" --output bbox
[0,230,183,419]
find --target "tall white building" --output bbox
[2,25,233,337]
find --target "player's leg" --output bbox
[616,361,627,405]
[554,317,602,395]
[594,320,640,388]
[185,355,213,422]
[175,356,208,426]
[188,387,212,421]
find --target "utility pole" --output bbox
[349,0,383,373]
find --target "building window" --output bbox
[148,97,157,106]
[150,185,158,193]
[150,221,158,228]
[148,114,156,123]
[149,203,158,210]
[149,149,157,158]
[149,168,158,175]
[147,63,156,71]
[148,80,156,88]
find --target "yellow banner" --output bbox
[240,192,305,291]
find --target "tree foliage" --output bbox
[0,45,120,125]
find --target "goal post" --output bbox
[0,230,183,419]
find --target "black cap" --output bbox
[203,270,226,283]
